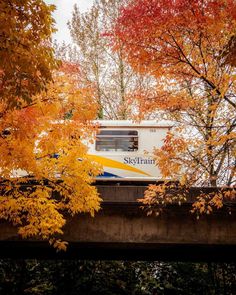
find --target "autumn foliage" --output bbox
[0,63,101,249]
[0,0,58,108]
[114,0,236,214]
[0,1,101,250]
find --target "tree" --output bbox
[0,0,58,109]
[68,0,157,119]
[0,1,101,249]
[113,0,236,213]
[221,35,236,66]
[0,64,101,249]
[1,259,236,295]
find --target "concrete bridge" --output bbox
[0,185,236,261]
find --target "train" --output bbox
[87,120,173,181]
[8,120,172,182]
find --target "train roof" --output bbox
[94,120,173,128]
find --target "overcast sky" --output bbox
[45,0,94,43]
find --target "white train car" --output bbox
[87,120,172,181]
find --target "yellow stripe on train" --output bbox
[87,155,151,176]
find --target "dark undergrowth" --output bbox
[0,260,235,295]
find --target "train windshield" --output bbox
[96,130,138,152]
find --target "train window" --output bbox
[96,130,138,152]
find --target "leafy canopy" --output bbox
[0,1,102,250]
[0,0,58,108]
[66,0,157,120]
[0,64,102,250]
[114,0,236,214]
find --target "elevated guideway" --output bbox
[0,185,235,261]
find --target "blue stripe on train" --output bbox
[97,171,121,178]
